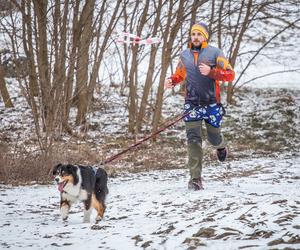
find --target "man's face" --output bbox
[191,31,206,46]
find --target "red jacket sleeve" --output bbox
[208,68,235,82]
[208,55,235,82]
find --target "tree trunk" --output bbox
[208,0,215,35]
[75,0,96,125]
[152,0,186,134]
[136,0,162,132]
[63,0,80,127]
[227,0,252,104]
[87,0,123,116]
[51,0,68,132]
[0,65,13,108]
[20,0,41,139]
[33,0,51,131]
[217,0,225,49]
[128,1,141,134]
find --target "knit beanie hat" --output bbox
[191,22,209,40]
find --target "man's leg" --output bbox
[185,121,204,190]
[206,123,227,161]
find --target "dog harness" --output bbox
[91,166,98,175]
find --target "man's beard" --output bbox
[192,39,201,46]
[191,40,202,50]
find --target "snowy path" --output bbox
[1,155,300,250]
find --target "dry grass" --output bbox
[0,148,53,185]
[0,136,187,184]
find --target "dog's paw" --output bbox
[62,216,68,221]
[95,215,102,222]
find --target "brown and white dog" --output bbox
[52,164,108,223]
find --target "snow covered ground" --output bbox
[1,154,299,250]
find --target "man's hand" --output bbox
[164,78,173,89]
[199,63,211,76]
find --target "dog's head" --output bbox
[52,164,79,192]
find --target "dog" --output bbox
[52,163,108,223]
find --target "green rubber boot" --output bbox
[187,142,203,190]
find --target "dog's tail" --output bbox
[95,168,109,205]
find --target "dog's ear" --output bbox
[67,165,79,185]
[66,164,76,173]
[52,163,62,175]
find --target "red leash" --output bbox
[102,112,189,165]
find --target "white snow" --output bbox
[1,155,299,249]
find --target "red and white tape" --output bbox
[116,32,161,45]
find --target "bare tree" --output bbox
[212,0,300,103]
[227,0,252,103]
[74,0,123,126]
[1,0,124,145]
[136,0,163,132]
[0,65,13,108]
[74,0,96,125]
[152,0,207,133]
[127,1,150,134]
